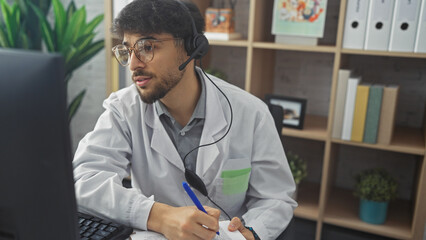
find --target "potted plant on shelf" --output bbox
[205,67,227,81]
[354,168,398,224]
[287,151,307,200]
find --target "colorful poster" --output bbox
[271,0,327,37]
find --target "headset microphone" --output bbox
[178,40,208,71]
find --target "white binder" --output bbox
[342,0,370,49]
[364,0,395,51]
[389,0,422,52]
[415,0,426,53]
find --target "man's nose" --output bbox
[129,52,146,71]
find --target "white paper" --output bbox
[130,220,245,240]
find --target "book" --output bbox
[341,77,361,140]
[363,85,384,144]
[351,84,370,142]
[271,0,328,38]
[332,69,351,139]
[204,32,242,40]
[377,85,399,145]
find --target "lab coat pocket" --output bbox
[221,168,251,195]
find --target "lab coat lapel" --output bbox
[196,76,228,182]
[144,104,185,172]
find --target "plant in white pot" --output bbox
[287,151,307,200]
[354,168,398,224]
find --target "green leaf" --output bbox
[75,33,95,51]
[64,45,77,64]
[65,33,94,67]
[68,89,86,121]
[66,40,103,75]
[29,2,55,51]
[83,14,103,36]
[66,1,76,22]
[1,0,13,46]
[61,7,85,53]
[0,27,9,47]
[18,28,30,49]
[52,0,66,48]
[16,0,28,16]
[8,4,20,47]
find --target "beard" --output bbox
[134,66,185,104]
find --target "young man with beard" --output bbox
[72,0,297,239]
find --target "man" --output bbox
[73,0,297,239]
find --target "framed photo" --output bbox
[265,94,307,129]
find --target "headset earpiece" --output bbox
[178,0,209,70]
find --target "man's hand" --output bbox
[147,202,220,240]
[228,217,255,240]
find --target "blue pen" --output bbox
[182,182,220,236]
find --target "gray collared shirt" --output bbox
[154,74,206,172]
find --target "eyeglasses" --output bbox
[112,38,180,66]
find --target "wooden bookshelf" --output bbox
[294,181,321,221]
[281,115,328,141]
[104,0,426,239]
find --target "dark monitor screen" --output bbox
[0,49,78,240]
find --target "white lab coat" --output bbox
[73,68,297,240]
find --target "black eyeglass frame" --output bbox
[111,37,181,66]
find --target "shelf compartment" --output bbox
[341,48,426,59]
[281,115,327,141]
[331,126,425,156]
[294,182,320,221]
[324,187,412,240]
[208,40,249,47]
[253,42,337,53]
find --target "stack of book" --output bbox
[332,69,399,145]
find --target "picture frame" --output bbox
[265,94,307,129]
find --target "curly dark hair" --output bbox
[112,0,205,44]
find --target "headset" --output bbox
[177,1,210,71]
[176,0,233,220]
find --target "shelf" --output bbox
[253,42,337,53]
[341,48,426,59]
[281,115,328,141]
[324,187,412,240]
[294,182,320,221]
[332,126,425,156]
[208,39,249,47]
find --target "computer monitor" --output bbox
[0,49,78,239]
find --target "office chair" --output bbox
[267,103,296,240]
[268,103,284,134]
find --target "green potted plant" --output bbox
[354,168,398,224]
[286,151,307,200]
[205,67,227,81]
[1,0,104,121]
[30,0,104,121]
